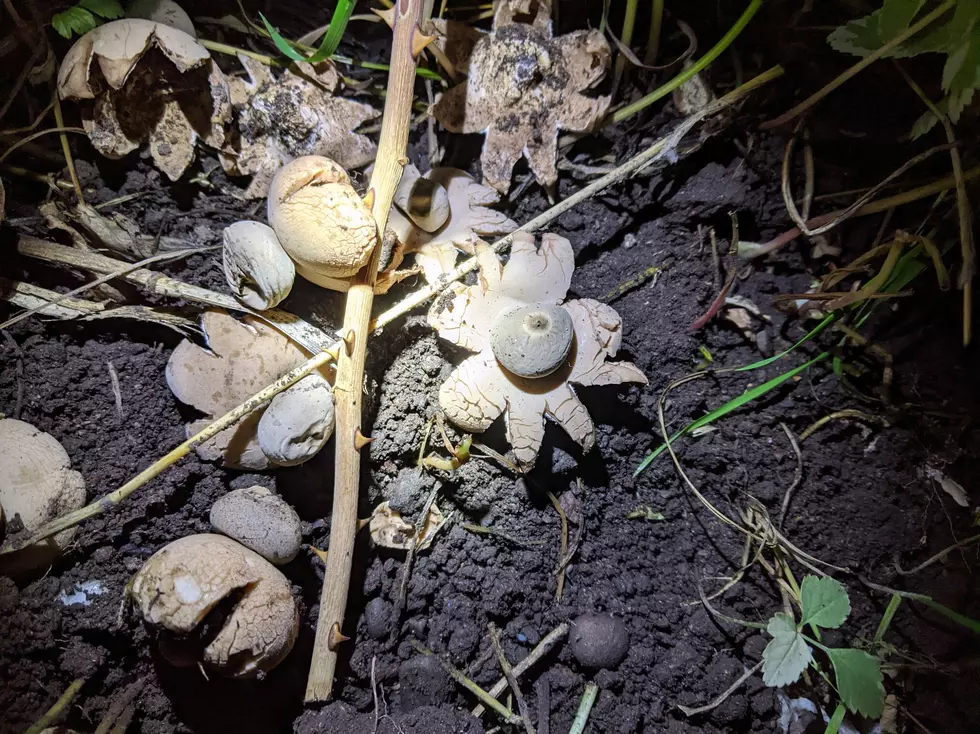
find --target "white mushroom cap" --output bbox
[490,303,574,378]
[222,221,295,310]
[130,533,299,677]
[266,155,378,291]
[394,166,450,233]
[257,374,335,466]
[126,0,197,37]
[0,419,86,576]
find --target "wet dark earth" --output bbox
[2,1,979,733]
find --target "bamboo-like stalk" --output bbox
[305,0,426,702]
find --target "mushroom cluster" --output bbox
[0,419,86,576]
[430,233,646,470]
[431,0,611,193]
[165,310,334,469]
[57,18,230,181]
[130,533,298,677]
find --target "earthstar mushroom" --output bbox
[491,302,574,378]
[267,155,378,292]
[221,221,295,310]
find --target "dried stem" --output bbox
[24,678,85,734]
[306,0,425,702]
[488,623,535,734]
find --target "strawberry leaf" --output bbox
[826,647,885,718]
[800,576,851,629]
[762,613,812,687]
[52,7,97,38]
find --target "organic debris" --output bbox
[165,310,333,469]
[430,234,647,470]
[388,165,517,283]
[130,533,299,677]
[57,19,230,181]
[430,0,611,193]
[222,56,377,198]
[368,500,445,552]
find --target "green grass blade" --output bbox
[735,314,837,372]
[913,595,980,634]
[634,352,829,477]
[307,0,356,62]
[259,13,308,62]
[823,703,846,734]
[873,594,902,644]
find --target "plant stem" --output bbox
[568,684,599,734]
[51,87,85,205]
[24,679,85,734]
[612,0,639,94]
[607,0,763,125]
[305,0,424,703]
[644,0,664,66]
[762,0,957,129]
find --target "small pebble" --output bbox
[364,597,391,639]
[569,613,630,670]
[209,486,302,565]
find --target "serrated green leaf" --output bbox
[827,0,926,58]
[259,13,308,63]
[762,613,812,687]
[79,0,123,20]
[826,647,885,718]
[800,576,851,629]
[910,108,941,138]
[52,6,98,38]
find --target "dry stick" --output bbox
[472,622,570,718]
[894,532,980,576]
[306,0,425,703]
[568,684,599,734]
[760,0,956,129]
[52,85,85,205]
[777,422,803,530]
[676,661,763,717]
[545,490,568,601]
[16,236,332,352]
[24,678,86,734]
[488,623,535,734]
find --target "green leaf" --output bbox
[762,613,812,687]
[826,647,885,718]
[306,0,356,63]
[827,0,926,58]
[79,0,123,20]
[259,13,308,63]
[52,6,98,38]
[800,576,851,629]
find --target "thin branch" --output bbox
[488,623,535,734]
[777,422,803,529]
[24,679,85,734]
[676,661,762,716]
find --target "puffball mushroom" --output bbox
[0,419,86,576]
[221,221,295,310]
[130,534,299,677]
[267,155,378,292]
[394,165,450,233]
[430,234,647,470]
[257,374,335,466]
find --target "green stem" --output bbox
[568,684,600,734]
[25,679,85,734]
[873,594,902,644]
[608,0,763,124]
[613,0,640,91]
[644,0,665,65]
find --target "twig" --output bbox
[24,678,85,734]
[688,266,736,331]
[51,84,84,205]
[568,684,599,734]
[761,0,956,129]
[676,661,762,716]
[488,623,535,734]
[777,422,803,529]
[107,361,124,420]
[894,533,980,576]
[391,486,439,638]
[472,622,570,718]
[546,490,568,601]
[2,331,24,419]
[410,641,522,726]
[535,678,550,734]
[307,0,425,702]
[798,409,885,442]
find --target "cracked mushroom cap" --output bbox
[126,0,197,37]
[222,221,295,310]
[130,533,299,677]
[165,310,330,469]
[0,419,86,576]
[267,155,378,291]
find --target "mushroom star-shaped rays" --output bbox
[430,233,647,470]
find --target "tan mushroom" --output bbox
[221,56,377,199]
[126,0,197,37]
[430,234,647,470]
[387,166,516,284]
[267,155,378,291]
[57,19,230,181]
[257,374,335,466]
[0,419,86,576]
[165,310,333,469]
[368,501,445,552]
[130,533,299,677]
[221,221,295,310]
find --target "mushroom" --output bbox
[126,0,197,37]
[257,374,335,466]
[165,310,333,469]
[221,56,377,199]
[430,0,611,193]
[490,302,574,378]
[130,533,299,677]
[393,165,450,233]
[267,155,377,291]
[57,19,230,181]
[387,166,516,284]
[430,234,647,470]
[209,486,302,565]
[221,221,295,310]
[0,419,86,576]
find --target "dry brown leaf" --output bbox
[369,501,445,551]
[430,0,611,193]
[221,56,378,199]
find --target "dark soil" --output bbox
[2,2,979,734]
